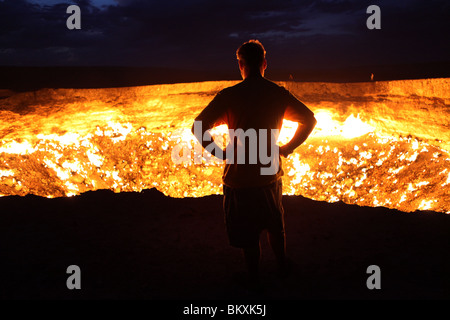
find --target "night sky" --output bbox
[1,0,449,75]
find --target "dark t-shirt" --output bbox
[194,75,314,188]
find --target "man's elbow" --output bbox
[309,115,317,130]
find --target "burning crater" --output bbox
[0,79,449,213]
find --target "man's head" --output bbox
[236,40,267,79]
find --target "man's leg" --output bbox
[265,179,289,277]
[267,230,289,277]
[242,242,261,287]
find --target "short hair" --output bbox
[236,40,266,70]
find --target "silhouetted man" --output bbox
[191,40,316,289]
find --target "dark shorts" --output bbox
[223,178,285,248]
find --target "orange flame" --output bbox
[0,81,448,214]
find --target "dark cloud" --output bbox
[0,0,449,72]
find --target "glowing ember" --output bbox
[0,79,449,214]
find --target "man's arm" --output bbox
[280,91,317,157]
[191,120,226,160]
[279,115,316,157]
[191,92,228,160]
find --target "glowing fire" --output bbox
[0,80,449,214]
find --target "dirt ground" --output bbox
[0,188,449,301]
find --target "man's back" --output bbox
[219,76,286,132]
[194,75,314,188]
